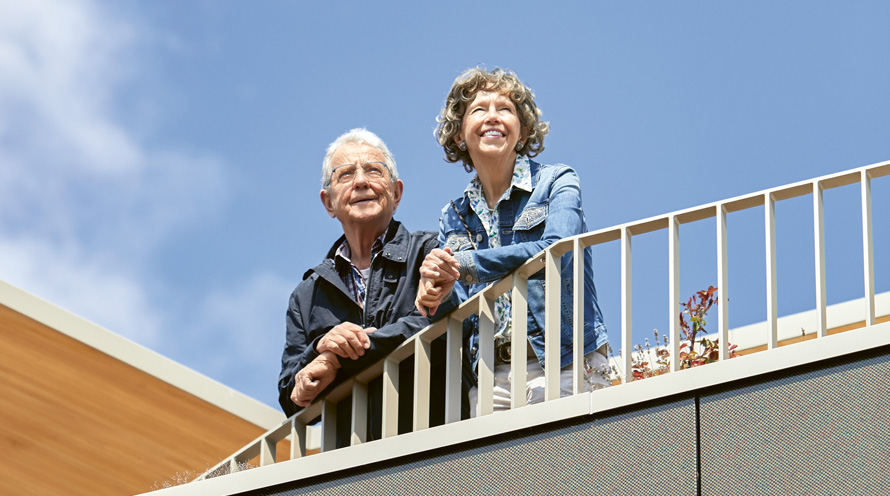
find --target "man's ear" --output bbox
[320,189,336,218]
[392,180,404,209]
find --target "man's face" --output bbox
[320,142,403,229]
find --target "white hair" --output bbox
[321,128,398,192]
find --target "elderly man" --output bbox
[278,129,447,439]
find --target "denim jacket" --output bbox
[439,157,608,375]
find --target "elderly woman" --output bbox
[415,67,610,415]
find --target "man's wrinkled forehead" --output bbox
[330,142,385,166]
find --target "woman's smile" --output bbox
[458,90,523,167]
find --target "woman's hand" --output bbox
[415,248,460,316]
[419,247,460,281]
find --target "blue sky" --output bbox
[1,1,888,409]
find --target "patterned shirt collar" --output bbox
[334,232,387,264]
[334,227,389,306]
[464,154,533,207]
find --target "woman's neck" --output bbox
[473,152,517,208]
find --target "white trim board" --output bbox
[0,278,284,430]
[725,291,889,351]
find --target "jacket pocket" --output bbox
[513,204,548,231]
[445,232,474,251]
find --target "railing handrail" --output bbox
[196,158,889,481]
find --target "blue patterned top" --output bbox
[463,155,533,338]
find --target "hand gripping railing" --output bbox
[196,159,889,480]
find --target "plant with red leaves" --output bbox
[631,338,670,380]
[632,286,738,380]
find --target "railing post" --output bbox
[321,399,337,452]
[621,227,633,383]
[445,317,462,424]
[290,418,306,460]
[765,193,778,349]
[477,295,496,416]
[669,216,681,372]
[861,170,876,326]
[381,357,400,438]
[571,238,585,394]
[259,437,275,466]
[717,204,730,359]
[413,338,431,432]
[814,181,827,337]
[544,249,561,401]
[351,381,368,445]
[511,273,528,409]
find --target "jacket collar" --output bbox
[453,156,542,213]
[304,218,408,284]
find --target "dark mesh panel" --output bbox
[252,399,697,496]
[700,351,890,495]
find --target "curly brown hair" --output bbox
[435,67,549,172]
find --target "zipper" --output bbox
[361,251,380,327]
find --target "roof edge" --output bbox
[0,278,285,430]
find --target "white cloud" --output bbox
[0,0,141,172]
[178,271,294,405]
[197,271,292,361]
[0,0,227,347]
[0,0,295,407]
[0,237,163,346]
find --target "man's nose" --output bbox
[352,166,371,187]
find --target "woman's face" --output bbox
[457,90,523,167]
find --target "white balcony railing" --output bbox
[196,159,889,481]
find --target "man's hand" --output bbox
[290,351,341,408]
[317,322,376,360]
[415,248,460,317]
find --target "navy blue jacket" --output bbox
[278,220,440,417]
